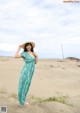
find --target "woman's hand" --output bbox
[33,52,38,64]
[19,44,24,49]
[18,45,22,49]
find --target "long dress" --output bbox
[18,51,36,106]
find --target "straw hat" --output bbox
[20,41,35,49]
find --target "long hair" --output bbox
[24,43,34,52]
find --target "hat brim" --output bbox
[20,41,35,49]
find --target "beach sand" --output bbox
[0,56,80,113]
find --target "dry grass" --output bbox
[9,92,18,99]
[29,95,72,106]
[0,87,7,94]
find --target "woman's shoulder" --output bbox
[21,51,26,54]
[21,51,26,58]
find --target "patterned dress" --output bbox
[18,51,36,106]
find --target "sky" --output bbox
[0,0,80,59]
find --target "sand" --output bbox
[0,56,80,113]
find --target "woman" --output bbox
[14,41,38,107]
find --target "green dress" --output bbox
[18,51,36,106]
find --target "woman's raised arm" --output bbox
[14,46,22,58]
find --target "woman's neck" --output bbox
[27,50,31,52]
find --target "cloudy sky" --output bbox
[0,0,80,59]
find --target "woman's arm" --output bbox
[14,46,22,58]
[33,52,38,64]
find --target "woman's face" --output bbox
[26,44,32,51]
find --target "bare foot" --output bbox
[25,102,31,107]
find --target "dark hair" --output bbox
[24,43,34,52]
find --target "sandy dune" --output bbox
[0,56,80,113]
